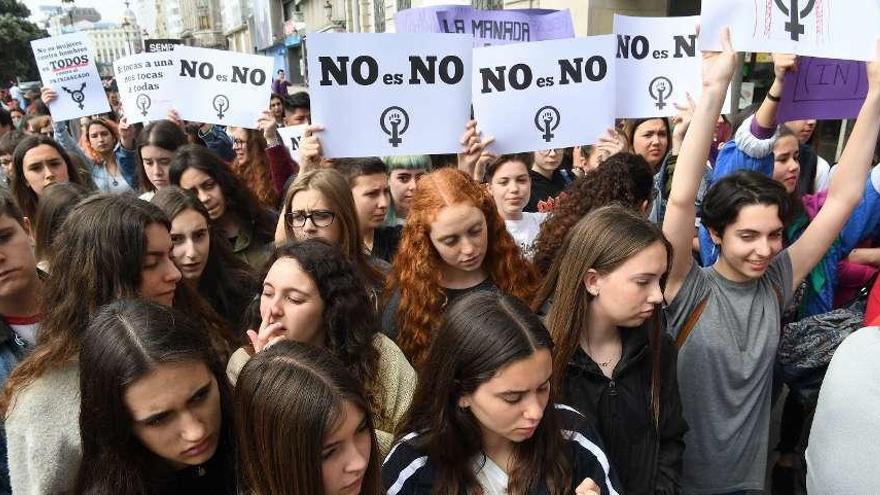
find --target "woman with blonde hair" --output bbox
[383,167,539,368]
[533,205,685,495]
[277,168,384,291]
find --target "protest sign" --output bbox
[169,45,274,129]
[114,52,176,124]
[144,39,182,53]
[472,35,617,154]
[277,124,308,164]
[700,0,880,61]
[613,15,701,118]
[395,5,574,46]
[777,56,867,121]
[307,33,472,158]
[31,32,109,121]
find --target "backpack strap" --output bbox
[675,296,709,350]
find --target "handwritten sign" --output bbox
[114,52,176,124]
[472,35,617,154]
[700,0,880,61]
[277,124,307,164]
[169,45,274,129]
[777,56,868,121]
[31,32,109,121]
[395,6,574,46]
[613,15,702,118]
[307,33,472,158]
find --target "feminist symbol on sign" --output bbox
[212,95,230,119]
[534,106,560,143]
[649,76,673,110]
[62,83,87,110]
[136,94,152,116]
[774,0,816,41]
[379,106,410,147]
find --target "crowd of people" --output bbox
[0,29,878,495]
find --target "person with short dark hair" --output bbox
[272,69,293,98]
[334,157,401,262]
[286,91,310,126]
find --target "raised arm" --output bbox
[788,48,880,290]
[662,28,737,301]
[755,53,796,129]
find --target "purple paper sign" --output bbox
[395,5,574,46]
[777,57,868,122]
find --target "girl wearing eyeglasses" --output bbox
[170,145,276,270]
[281,169,386,295]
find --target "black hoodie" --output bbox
[561,324,687,495]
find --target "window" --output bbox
[374,0,385,32]
[473,0,503,9]
[397,0,410,10]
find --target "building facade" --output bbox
[221,0,255,53]
[178,0,226,47]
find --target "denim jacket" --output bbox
[53,121,138,192]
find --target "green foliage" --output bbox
[0,0,48,83]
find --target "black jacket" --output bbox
[382,405,622,495]
[525,169,571,212]
[561,325,687,495]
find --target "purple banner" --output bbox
[395,5,574,46]
[777,57,867,122]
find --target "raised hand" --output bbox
[246,307,287,353]
[299,124,325,172]
[701,27,738,91]
[41,86,57,105]
[257,110,279,141]
[772,53,798,81]
[457,119,496,180]
[118,116,135,149]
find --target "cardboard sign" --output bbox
[169,45,274,129]
[777,56,868,121]
[144,39,182,53]
[614,15,702,118]
[277,124,308,164]
[114,52,176,124]
[307,33,472,158]
[31,32,109,121]
[472,35,617,154]
[700,0,880,61]
[395,5,574,46]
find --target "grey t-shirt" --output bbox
[665,252,792,494]
[806,327,880,494]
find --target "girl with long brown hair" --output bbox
[229,127,280,209]
[235,340,383,495]
[383,291,619,495]
[533,205,686,495]
[382,167,539,367]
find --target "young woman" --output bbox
[628,118,670,173]
[0,194,233,494]
[235,340,383,495]
[534,205,686,495]
[42,88,138,193]
[383,291,620,495]
[661,31,880,494]
[170,144,276,269]
[383,167,539,368]
[384,155,430,226]
[333,157,401,262]
[153,186,259,332]
[484,153,547,260]
[136,120,189,201]
[11,134,90,218]
[531,153,654,275]
[76,299,236,494]
[228,239,415,453]
[268,93,288,127]
[33,182,89,271]
[229,127,279,210]
[279,169,385,292]
[526,147,572,212]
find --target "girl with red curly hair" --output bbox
[382,167,539,367]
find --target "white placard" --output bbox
[31,32,109,121]
[472,35,617,154]
[307,33,472,158]
[614,15,702,118]
[169,45,274,129]
[277,124,307,164]
[114,52,176,124]
[701,0,880,62]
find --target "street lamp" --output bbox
[61,0,75,31]
[323,0,333,22]
[122,17,132,56]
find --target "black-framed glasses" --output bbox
[285,209,336,228]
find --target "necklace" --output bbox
[598,357,616,368]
